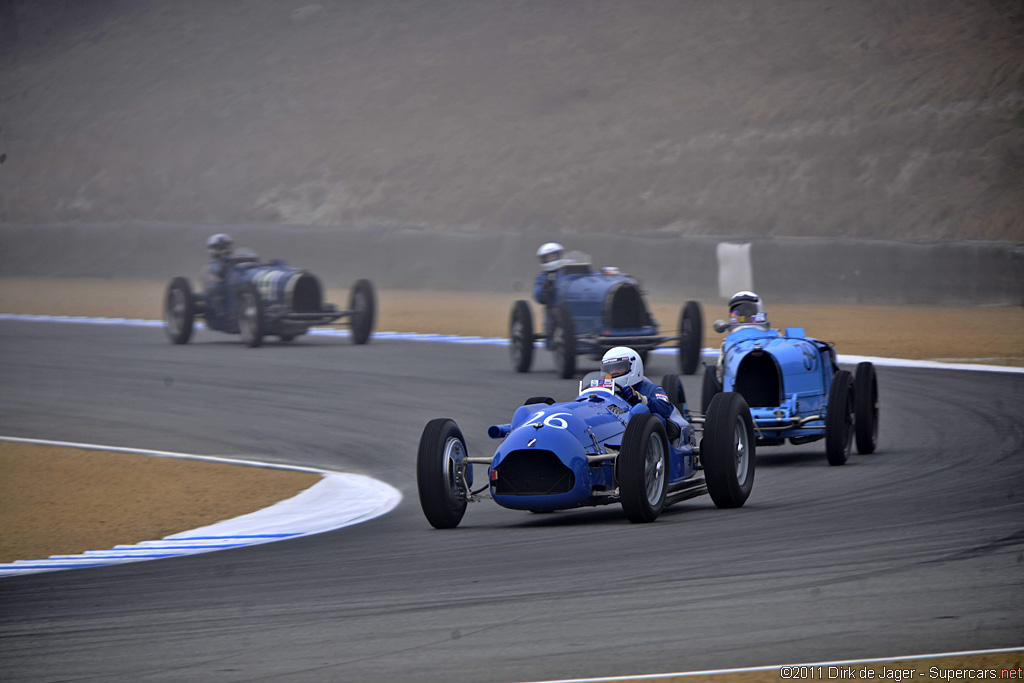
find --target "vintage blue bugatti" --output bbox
[163,251,375,347]
[508,253,704,379]
[416,372,756,528]
[701,322,879,465]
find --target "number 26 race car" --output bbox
[163,248,375,348]
[416,373,756,528]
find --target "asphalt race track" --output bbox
[1,320,1022,683]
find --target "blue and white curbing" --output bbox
[0,436,402,578]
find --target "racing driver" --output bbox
[600,346,674,423]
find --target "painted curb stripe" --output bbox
[0,436,402,577]
[526,646,1024,682]
[1,314,1021,373]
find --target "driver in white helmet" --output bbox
[533,241,567,306]
[600,346,674,422]
[206,233,234,279]
[715,291,770,381]
[725,291,769,331]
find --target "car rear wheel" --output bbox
[701,367,722,414]
[854,362,879,454]
[509,300,534,373]
[825,370,855,465]
[661,373,686,411]
[702,392,755,508]
[349,279,376,345]
[236,283,265,348]
[416,418,470,529]
[163,277,195,345]
[551,305,576,379]
[618,413,669,523]
[677,300,704,375]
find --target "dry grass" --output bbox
[2,277,1022,364]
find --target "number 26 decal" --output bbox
[526,412,571,429]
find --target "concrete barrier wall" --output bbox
[1,224,1021,305]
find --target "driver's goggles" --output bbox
[601,358,632,378]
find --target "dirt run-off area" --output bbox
[1,277,1022,566]
[3,277,1024,364]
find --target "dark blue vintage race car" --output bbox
[416,372,755,528]
[701,321,879,465]
[163,251,375,347]
[508,253,704,378]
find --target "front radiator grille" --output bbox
[493,449,575,495]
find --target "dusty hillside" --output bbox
[1,0,1022,240]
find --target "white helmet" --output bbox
[728,291,768,329]
[601,346,643,388]
[206,233,234,260]
[537,242,566,272]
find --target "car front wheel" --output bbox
[618,413,669,523]
[163,276,195,345]
[825,370,855,465]
[236,283,265,348]
[416,418,470,529]
[702,392,755,508]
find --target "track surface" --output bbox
[1,321,1022,682]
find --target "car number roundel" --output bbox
[525,412,571,430]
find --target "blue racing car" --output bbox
[163,249,375,347]
[509,252,703,379]
[702,319,879,466]
[416,373,755,528]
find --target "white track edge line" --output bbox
[0,435,330,474]
[526,646,1024,682]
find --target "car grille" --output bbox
[606,282,649,329]
[493,449,575,495]
[291,273,323,312]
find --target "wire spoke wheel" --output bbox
[643,432,667,506]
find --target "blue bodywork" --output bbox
[483,383,695,512]
[201,255,340,336]
[535,266,660,354]
[719,326,838,444]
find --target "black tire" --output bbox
[854,362,879,454]
[349,279,376,345]
[416,418,470,529]
[509,300,534,373]
[701,366,722,414]
[660,373,686,410]
[825,370,855,465]
[278,334,297,342]
[524,396,555,406]
[551,305,577,379]
[677,300,704,375]
[236,283,265,348]
[618,413,669,523]
[163,277,195,345]
[702,392,755,508]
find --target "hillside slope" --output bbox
[1,0,1022,240]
